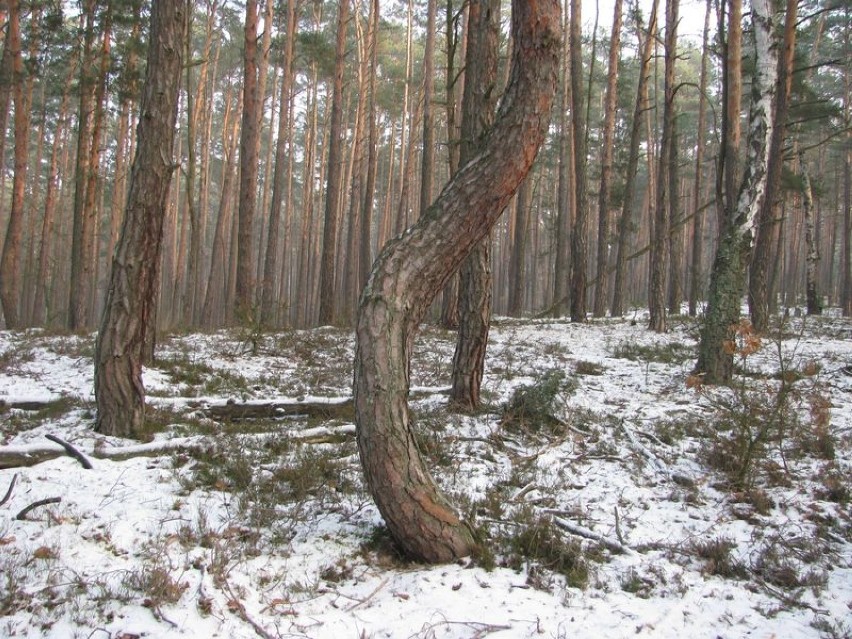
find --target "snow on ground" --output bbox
[0,311,850,639]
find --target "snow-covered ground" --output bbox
[1,310,850,639]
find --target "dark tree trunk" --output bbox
[354,0,560,563]
[612,0,658,317]
[450,0,500,411]
[317,0,349,326]
[802,155,821,315]
[592,0,623,318]
[94,0,186,437]
[0,0,28,329]
[261,0,297,327]
[508,177,532,316]
[688,0,712,317]
[235,0,260,321]
[569,0,588,322]
[649,0,678,332]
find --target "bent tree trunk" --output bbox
[354,0,560,564]
[94,0,186,437]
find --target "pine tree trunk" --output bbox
[802,155,822,315]
[354,0,560,563]
[0,0,28,329]
[261,0,297,327]
[95,0,186,437]
[592,0,623,318]
[569,0,588,322]
[508,177,532,316]
[450,0,500,411]
[317,0,349,326]
[235,0,260,321]
[688,0,712,317]
[612,0,658,317]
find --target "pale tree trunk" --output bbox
[450,0,500,411]
[748,0,798,331]
[0,0,28,329]
[354,0,560,563]
[261,0,297,327]
[235,0,260,321]
[801,154,821,315]
[317,0,349,326]
[592,0,623,318]
[612,0,658,317]
[648,0,678,332]
[569,0,588,322]
[95,0,186,437]
[688,0,712,317]
[695,0,777,383]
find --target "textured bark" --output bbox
[94,0,186,437]
[261,0,297,327]
[648,0,678,332]
[359,0,380,299]
[317,0,349,325]
[235,0,260,320]
[802,156,821,316]
[354,0,560,563]
[748,0,798,331]
[592,0,623,318]
[508,177,532,316]
[569,0,588,322]
[612,0,658,317]
[695,0,777,383]
[67,0,98,330]
[688,0,712,317]
[0,0,28,329]
[450,0,500,411]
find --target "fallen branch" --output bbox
[206,398,355,421]
[45,434,93,469]
[15,496,61,520]
[547,513,635,555]
[1,473,18,506]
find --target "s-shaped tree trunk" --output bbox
[354,0,560,564]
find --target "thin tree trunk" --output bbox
[95,0,186,437]
[508,177,532,316]
[593,0,623,318]
[688,0,712,317]
[359,0,380,298]
[317,0,349,326]
[354,0,560,563]
[552,3,572,316]
[261,0,297,326]
[801,154,821,315]
[235,0,260,321]
[569,0,588,322]
[612,0,658,317]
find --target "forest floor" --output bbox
[0,309,850,639]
